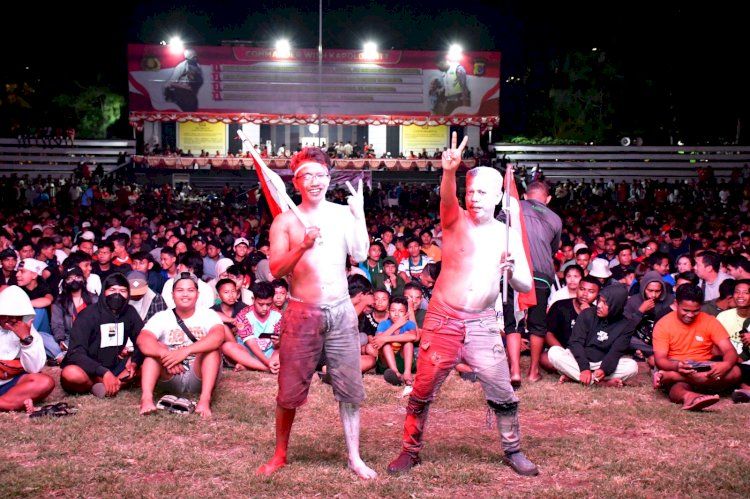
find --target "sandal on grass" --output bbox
[156,394,179,411]
[29,402,78,419]
[168,397,195,414]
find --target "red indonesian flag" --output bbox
[237,131,295,219]
[251,154,287,218]
[502,167,536,310]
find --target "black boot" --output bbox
[489,400,539,476]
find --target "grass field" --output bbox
[1,360,749,498]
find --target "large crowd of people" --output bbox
[2,155,749,423]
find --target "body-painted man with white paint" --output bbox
[256,147,376,480]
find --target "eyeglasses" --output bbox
[295,173,330,182]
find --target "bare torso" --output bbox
[271,201,353,305]
[431,209,524,313]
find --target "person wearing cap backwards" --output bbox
[137,272,224,418]
[127,271,168,323]
[0,286,55,411]
[257,146,375,479]
[60,273,143,398]
[16,258,59,362]
[386,134,536,477]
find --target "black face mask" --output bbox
[105,293,128,314]
[65,281,84,292]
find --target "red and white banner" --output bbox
[128,45,500,127]
[502,167,536,310]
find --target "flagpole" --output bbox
[502,164,512,304]
[236,130,309,227]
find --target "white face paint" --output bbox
[465,170,502,223]
[292,162,330,205]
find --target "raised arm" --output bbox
[440,132,469,228]
[344,180,369,262]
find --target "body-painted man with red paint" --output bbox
[387,133,539,477]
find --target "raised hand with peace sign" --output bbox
[441,131,469,172]
[345,179,366,221]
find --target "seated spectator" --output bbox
[110,234,133,269]
[403,282,426,328]
[398,238,433,285]
[548,284,638,387]
[271,278,289,312]
[420,230,442,263]
[624,271,675,362]
[588,258,615,288]
[0,286,55,411]
[16,258,58,362]
[574,247,592,274]
[0,248,18,289]
[92,241,120,282]
[717,279,750,361]
[137,272,225,418]
[382,256,405,296]
[548,265,584,307]
[222,281,279,373]
[653,284,743,410]
[51,267,97,353]
[127,271,167,322]
[675,271,700,292]
[541,275,601,372]
[159,246,179,281]
[130,251,167,294]
[358,242,386,289]
[609,244,636,280]
[161,252,215,310]
[64,251,101,295]
[701,279,735,316]
[60,273,143,398]
[371,296,418,386]
[647,252,675,288]
[726,256,750,280]
[348,275,378,373]
[695,250,731,301]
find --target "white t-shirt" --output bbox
[143,308,223,360]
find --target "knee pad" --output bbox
[487,400,518,415]
[406,396,430,415]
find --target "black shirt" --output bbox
[545,298,579,348]
[93,263,128,282]
[359,313,384,336]
[23,280,52,301]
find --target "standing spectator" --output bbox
[503,181,562,385]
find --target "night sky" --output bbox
[4,1,748,142]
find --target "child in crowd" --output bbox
[225,282,281,373]
[371,296,418,386]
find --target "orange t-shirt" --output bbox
[652,311,729,361]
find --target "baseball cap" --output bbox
[80,231,96,242]
[81,221,91,228]
[127,271,149,296]
[17,258,47,276]
[233,237,250,248]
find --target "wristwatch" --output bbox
[19,335,34,346]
